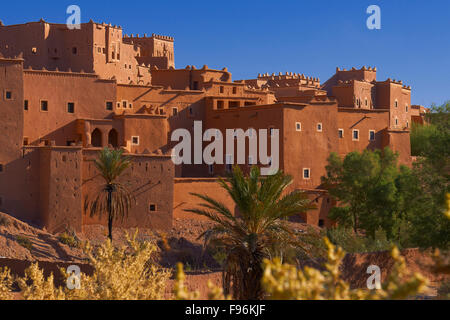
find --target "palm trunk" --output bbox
[107,186,113,241]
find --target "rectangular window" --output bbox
[23,137,29,146]
[192,81,199,90]
[220,86,224,94]
[117,102,121,109]
[352,129,359,141]
[67,102,75,114]
[232,87,237,94]
[406,105,409,112]
[338,129,344,139]
[172,107,178,116]
[24,100,29,111]
[369,130,375,141]
[303,168,310,180]
[40,100,48,112]
[132,136,140,146]
[317,123,323,132]
[149,204,157,212]
[106,102,113,111]
[72,47,78,55]
[5,91,12,100]
[296,122,302,132]
[122,101,128,109]
[217,101,224,109]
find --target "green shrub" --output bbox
[16,235,33,251]
[325,226,394,253]
[57,232,80,248]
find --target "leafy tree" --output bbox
[321,148,413,241]
[407,102,450,248]
[184,166,314,300]
[85,148,134,241]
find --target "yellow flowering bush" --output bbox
[262,238,427,300]
[0,267,13,300]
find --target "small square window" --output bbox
[72,47,78,55]
[369,130,375,141]
[31,47,37,54]
[317,123,323,132]
[352,130,359,141]
[106,102,113,111]
[149,204,157,212]
[296,122,302,132]
[41,100,48,112]
[67,102,75,114]
[303,168,310,180]
[132,136,140,146]
[5,91,12,100]
[24,100,29,111]
[338,129,344,139]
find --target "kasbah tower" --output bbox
[0,19,428,233]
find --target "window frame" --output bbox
[67,102,75,114]
[352,129,360,141]
[303,168,311,180]
[131,136,140,146]
[369,130,376,141]
[40,100,49,112]
[295,122,302,132]
[317,123,323,132]
[338,129,344,139]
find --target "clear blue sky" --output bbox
[2,0,449,106]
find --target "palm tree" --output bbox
[85,147,134,241]
[184,166,315,300]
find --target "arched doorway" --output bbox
[108,129,119,148]
[91,128,102,147]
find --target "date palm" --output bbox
[185,166,315,300]
[85,148,134,241]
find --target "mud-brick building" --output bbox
[0,19,424,232]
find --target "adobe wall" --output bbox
[23,70,117,146]
[337,109,390,155]
[283,103,339,190]
[39,147,83,233]
[173,178,235,220]
[82,150,174,231]
[0,58,25,220]
[0,21,95,73]
[204,103,286,177]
